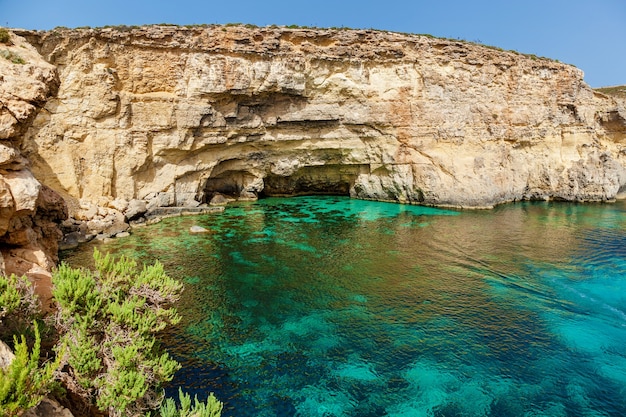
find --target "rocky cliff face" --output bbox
[4,25,626,248]
[0,30,66,288]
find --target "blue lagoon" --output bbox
[61,196,626,416]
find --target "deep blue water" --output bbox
[62,197,626,416]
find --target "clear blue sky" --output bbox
[2,0,624,87]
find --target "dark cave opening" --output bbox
[201,165,367,201]
[259,165,363,198]
[202,170,258,203]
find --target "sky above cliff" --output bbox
[1,0,624,87]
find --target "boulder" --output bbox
[2,170,41,213]
[209,193,232,206]
[125,199,148,221]
[189,225,210,234]
[107,198,129,213]
[0,339,15,369]
[74,201,98,221]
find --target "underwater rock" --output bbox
[189,225,210,234]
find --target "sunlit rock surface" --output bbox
[1,25,626,266]
[0,29,66,280]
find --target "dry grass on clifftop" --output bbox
[596,85,626,100]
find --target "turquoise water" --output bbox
[61,196,626,416]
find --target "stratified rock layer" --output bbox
[11,25,626,218]
[0,30,66,283]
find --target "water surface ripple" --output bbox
[62,197,626,416]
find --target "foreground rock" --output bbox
[0,29,66,283]
[0,339,15,369]
[23,397,74,417]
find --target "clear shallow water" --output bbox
[61,197,626,417]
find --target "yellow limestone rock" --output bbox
[16,25,625,213]
[0,29,66,278]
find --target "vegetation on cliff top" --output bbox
[0,251,223,417]
[0,50,26,65]
[0,29,10,44]
[596,85,626,100]
[45,23,560,64]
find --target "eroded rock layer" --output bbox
[0,30,66,286]
[4,25,626,245]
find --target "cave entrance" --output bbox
[261,165,364,197]
[202,170,258,203]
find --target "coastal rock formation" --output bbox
[4,25,626,240]
[0,30,66,285]
[17,25,626,216]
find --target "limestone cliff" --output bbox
[0,29,66,288]
[7,25,626,237]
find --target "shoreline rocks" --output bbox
[58,201,226,248]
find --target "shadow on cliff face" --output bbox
[597,109,626,143]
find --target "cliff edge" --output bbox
[0,25,625,270]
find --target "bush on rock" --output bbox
[0,249,224,417]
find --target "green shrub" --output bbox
[52,249,213,417]
[0,29,10,44]
[0,275,36,318]
[0,275,40,343]
[0,275,24,319]
[0,50,26,65]
[0,250,223,417]
[0,322,62,417]
[157,388,223,417]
